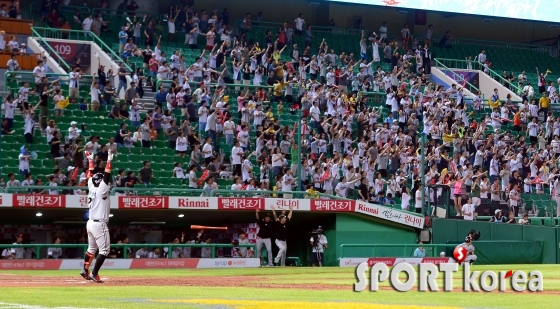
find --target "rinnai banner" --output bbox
[0,258,261,270]
[0,194,424,228]
[339,257,454,267]
[355,201,424,229]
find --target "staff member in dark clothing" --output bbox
[271,204,293,266]
[255,209,275,266]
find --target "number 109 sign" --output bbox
[47,41,91,66]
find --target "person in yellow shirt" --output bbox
[273,80,286,102]
[265,106,275,122]
[305,184,319,199]
[539,92,550,122]
[274,60,285,82]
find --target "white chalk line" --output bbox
[0,302,106,308]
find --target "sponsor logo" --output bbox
[343,259,363,266]
[78,196,88,207]
[214,259,248,267]
[118,196,169,209]
[218,198,263,210]
[357,204,379,215]
[13,195,65,208]
[404,214,423,227]
[177,198,210,208]
[273,199,299,209]
[311,200,355,212]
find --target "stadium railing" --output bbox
[30,3,91,14]
[339,243,461,258]
[0,243,257,260]
[3,71,96,92]
[91,8,160,21]
[31,27,132,73]
[1,186,349,201]
[434,58,521,94]
[456,38,509,49]
[433,58,482,96]
[30,28,71,72]
[233,19,346,35]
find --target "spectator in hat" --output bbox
[490,209,507,223]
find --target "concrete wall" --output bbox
[26,37,129,99]
[26,37,69,74]
[431,67,476,99]
[477,70,522,102]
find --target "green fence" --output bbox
[339,241,542,265]
[339,243,459,258]
[0,243,256,260]
[432,218,557,264]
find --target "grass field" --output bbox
[0,265,557,309]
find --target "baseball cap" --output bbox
[440,252,445,256]
[464,236,470,242]
[16,233,23,238]
[495,209,501,214]
[70,121,77,125]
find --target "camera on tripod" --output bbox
[469,229,481,241]
[310,226,324,247]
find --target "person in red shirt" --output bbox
[513,110,521,132]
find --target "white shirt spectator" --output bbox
[231,146,243,164]
[82,17,94,30]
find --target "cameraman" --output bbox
[456,236,477,265]
[310,226,328,267]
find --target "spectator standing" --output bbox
[139,160,153,186]
[294,13,305,36]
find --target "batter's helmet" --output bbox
[92,172,104,187]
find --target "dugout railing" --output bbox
[0,243,257,260]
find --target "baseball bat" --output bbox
[191,225,228,230]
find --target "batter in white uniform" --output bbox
[79,150,113,283]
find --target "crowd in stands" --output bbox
[2,2,560,219]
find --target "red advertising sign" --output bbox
[0,259,62,270]
[367,258,400,266]
[12,195,65,208]
[310,200,355,212]
[217,198,264,210]
[130,258,200,269]
[118,196,169,209]
[47,41,91,67]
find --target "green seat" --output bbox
[530,218,543,226]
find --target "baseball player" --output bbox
[79,150,114,283]
[456,236,477,265]
[255,209,274,266]
[271,204,294,266]
[8,234,25,259]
